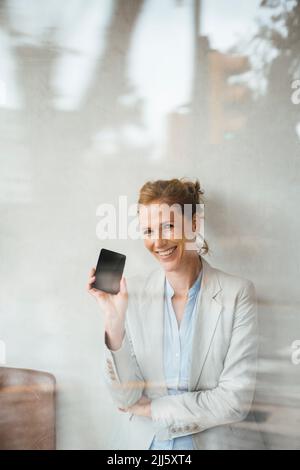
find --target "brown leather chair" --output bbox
[0,367,56,450]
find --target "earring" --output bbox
[195,232,204,253]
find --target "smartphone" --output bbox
[92,248,126,295]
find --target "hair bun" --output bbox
[195,180,204,195]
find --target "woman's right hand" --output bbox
[87,267,128,349]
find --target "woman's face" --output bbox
[138,201,198,272]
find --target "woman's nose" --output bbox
[153,237,167,249]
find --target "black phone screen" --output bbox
[93,248,126,295]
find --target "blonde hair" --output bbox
[137,177,208,255]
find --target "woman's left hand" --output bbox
[118,395,152,418]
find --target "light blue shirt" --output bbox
[149,268,203,450]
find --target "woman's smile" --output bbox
[155,245,178,260]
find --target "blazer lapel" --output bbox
[142,257,223,395]
[188,257,223,391]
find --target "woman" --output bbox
[87,178,265,450]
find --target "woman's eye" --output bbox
[163,224,174,230]
[143,229,152,235]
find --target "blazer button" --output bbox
[106,359,112,364]
[184,425,191,431]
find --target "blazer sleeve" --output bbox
[150,280,259,441]
[102,304,145,409]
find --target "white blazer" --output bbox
[103,256,266,450]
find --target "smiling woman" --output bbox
[137,177,208,258]
[87,177,266,450]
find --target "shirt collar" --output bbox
[165,268,203,299]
